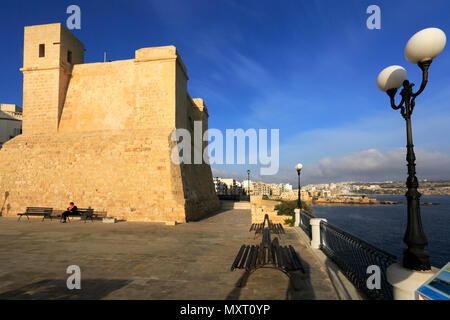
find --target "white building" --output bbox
[253,182,272,196]
[213,177,228,195]
[0,104,22,148]
[242,179,252,194]
[214,178,244,196]
[322,190,331,198]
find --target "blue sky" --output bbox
[1,0,449,185]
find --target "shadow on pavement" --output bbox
[188,207,236,222]
[225,251,316,300]
[0,279,132,299]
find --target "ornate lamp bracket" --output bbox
[386,60,431,121]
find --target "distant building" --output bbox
[213,177,228,195]
[301,190,312,201]
[0,104,22,148]
[330,189,341,197]
[322,190,331,198]
[280,191,296,200]
[270,184,282,196]
[289,189,312,201]
[242,179,252,195]
[253,182,272,196]
[214,178,243,196]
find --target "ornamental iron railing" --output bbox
[319,220,397,300]
[299,210,313,239]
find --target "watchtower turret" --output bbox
[21,23,84,134]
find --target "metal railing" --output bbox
[319,220,397,300]
[299,210,314,239]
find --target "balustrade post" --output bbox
[294,208,300,227]
[310,218,327,249]
[387,263,437,300]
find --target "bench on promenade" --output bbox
[249,214,285,237]
[62,208,95,222]
[62,208,108,222]
[231,214,304,286]
[17,207,53,221]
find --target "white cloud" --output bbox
[211,147,450,186]
[211,168,245,181]
[301,148,450,184]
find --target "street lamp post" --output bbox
[247,169,250,196]
[295,163,303,210]
[377,28,446,271]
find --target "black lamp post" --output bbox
[295,163,303,210]
[247,169,250,196]
[377,28,446,271]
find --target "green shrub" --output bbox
[274,200,314,227]
[284,217,295,226]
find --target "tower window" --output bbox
[39,44,45,57]
[67,50,72,63]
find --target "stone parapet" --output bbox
[250,196,287,225]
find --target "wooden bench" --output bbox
[17,207,53,221]
[63,208,108,222]
[62,208,94,222]
[91,211,108,221]
[231,231,304,274]
[231,214,304,285]
[250,214,285,237]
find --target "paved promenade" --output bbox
[0,209,338,299]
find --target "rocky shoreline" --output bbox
[309,198,440,206]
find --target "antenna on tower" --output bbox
[104,52,106,62]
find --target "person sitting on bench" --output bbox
[61,202,78,223]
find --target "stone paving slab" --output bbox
[0,209,339,299]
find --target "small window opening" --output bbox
[39,44,45,57]
[67,50,72,63]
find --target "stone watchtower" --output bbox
[0,23,220,222]
[21,23,84,134]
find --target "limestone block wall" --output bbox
[0,128,216,222]
[22,68,61,135]
[181,163,220,221]
[58,60,137,132]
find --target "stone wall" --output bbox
[250,196,288,226]
[0,23,220,222]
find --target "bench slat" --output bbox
[238,246,250,269]
[231,245,246,271]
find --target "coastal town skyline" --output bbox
[214,175,450,197]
